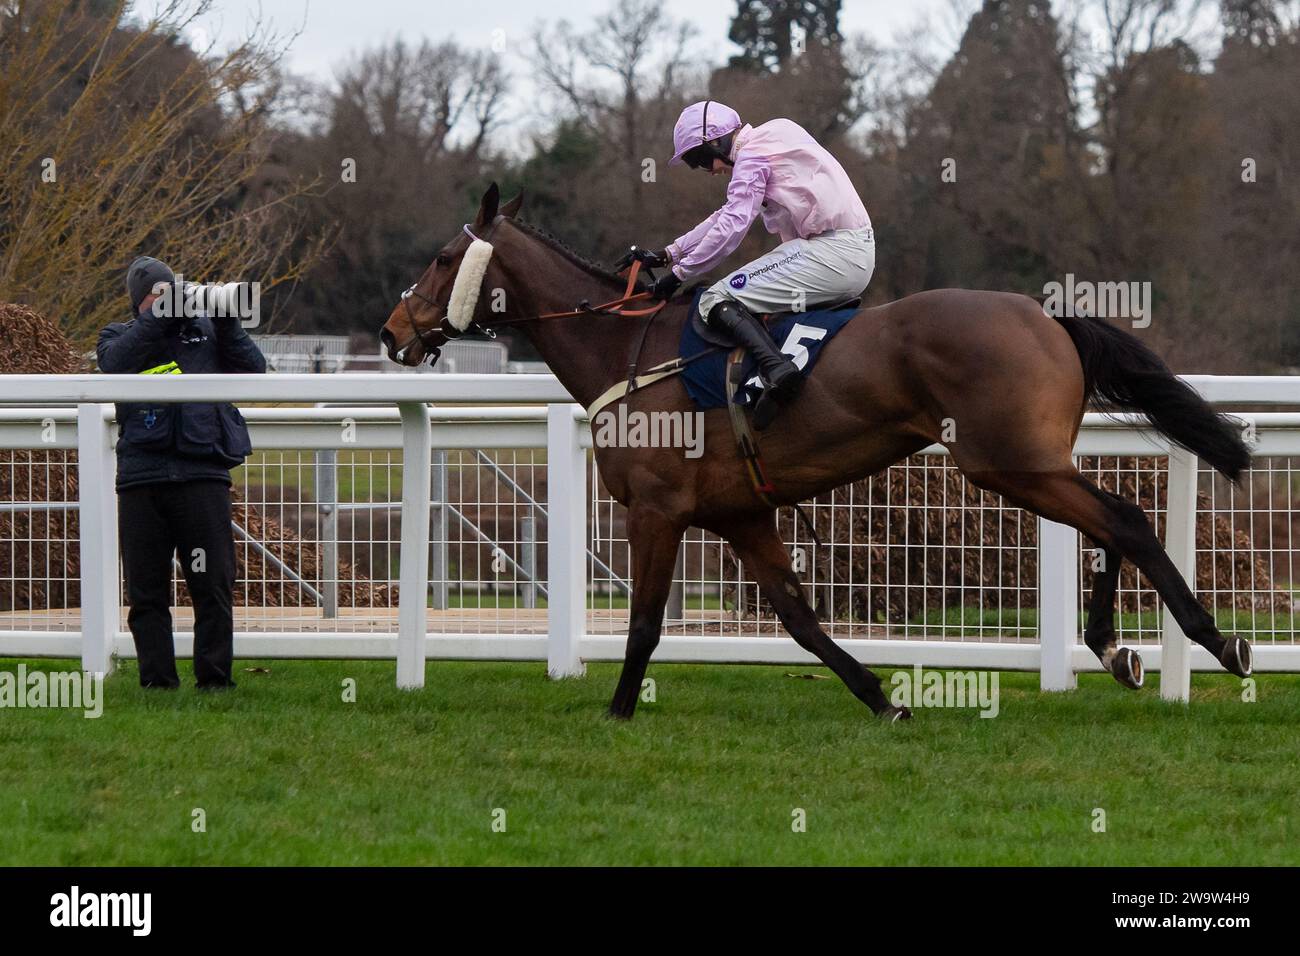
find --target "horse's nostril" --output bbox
[379,328,395,354]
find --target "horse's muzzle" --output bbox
[381,327,441,367]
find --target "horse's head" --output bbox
[380,182,523,366]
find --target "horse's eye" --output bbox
[436,254,452,267]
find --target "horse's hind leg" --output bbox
[966,468,1252,682]
[1067,484,1140,686]
[1083,539,1144,689]
[725,515,907,720]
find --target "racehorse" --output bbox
[380,183,1253,721]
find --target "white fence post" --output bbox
[666,546,685,622]
[396,401,432,689]
[1161,446,1197,702]
[520,512,537,609]
[546,404,586,678]
[429,450,449,610]
[1038,516,1079,691]
[77,404,118,677]
[316,448,338,618]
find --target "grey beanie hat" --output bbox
[125,256,175,312]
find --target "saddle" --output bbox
[689,295,863,348]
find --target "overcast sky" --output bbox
[195,0,946,80]
[189,0,954,151]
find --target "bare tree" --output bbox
[270,37,507,334]
[331,39,506,163]
[530,0,697,216]
[0,0,321,342]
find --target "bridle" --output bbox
[393,218,667,365]
[395,223,493,364]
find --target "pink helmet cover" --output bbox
[669,100,741,166]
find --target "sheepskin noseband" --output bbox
[447,238,493,332]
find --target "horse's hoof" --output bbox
[1220,635,1253,678]
[879,705,912,722]
[1112,647,1144,690]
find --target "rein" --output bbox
[489,259,667,329]
[396,220,724,415]
[396,220,666,362]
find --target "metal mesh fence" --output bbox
[1,424,1297,647]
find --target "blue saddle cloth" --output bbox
[678,288,859,410]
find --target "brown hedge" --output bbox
[724,458,1291,620]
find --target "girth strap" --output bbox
[586,360,687,419]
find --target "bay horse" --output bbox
[380,183,1253,721]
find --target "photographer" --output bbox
[96,256,266,689]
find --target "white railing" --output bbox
[1,373,1298,700]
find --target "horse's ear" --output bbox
[475,182,500,229]
[500,190,524,218]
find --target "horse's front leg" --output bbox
[725,513,907,719]
[608,507,685,719]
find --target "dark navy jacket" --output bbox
[96,307,267,491]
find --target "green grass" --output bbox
[233,450,511,504]
[2,659,1295,866]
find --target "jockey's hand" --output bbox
[614,246,669,272]
[650,272,682,300]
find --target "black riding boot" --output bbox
[707,301,802,429]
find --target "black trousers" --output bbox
[118,480,237,688]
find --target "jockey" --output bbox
[625,100,876,429]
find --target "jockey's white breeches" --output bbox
[698,226,876,320]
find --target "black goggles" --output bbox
[682,145,715,170]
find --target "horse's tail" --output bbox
[1051,311,1250,481]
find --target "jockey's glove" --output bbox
[650,272,682,300]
